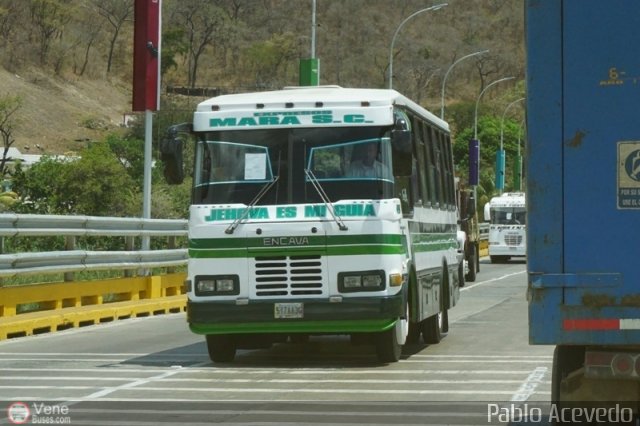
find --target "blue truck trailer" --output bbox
[527,0,640,409]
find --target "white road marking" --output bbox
[510,366,548,401]
[461,270,526,291]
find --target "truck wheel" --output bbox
[206,334,236,363]
[458,260,466,288]
[551,345,585,404]
[465,249,477,282]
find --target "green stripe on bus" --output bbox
[189,233,403,249]
[190,318,396,335]
[410,233,457,252]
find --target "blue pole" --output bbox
[495,149,505,191]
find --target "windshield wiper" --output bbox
[304,168,348,231]
[225,176,280,234]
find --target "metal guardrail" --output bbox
[0,214,188,237]
[479,222,490,240]
[0,214,188,278]
[0,214,190,339]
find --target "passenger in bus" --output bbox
[346,142,391,179]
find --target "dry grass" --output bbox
[0,67,132,155]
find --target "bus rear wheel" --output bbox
[422,312,441,343]
[206,334,236,363]
[422,308,448,344]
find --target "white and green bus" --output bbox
[161,86,464,363]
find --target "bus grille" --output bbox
[504,234,523,246]
[252,255,324,297]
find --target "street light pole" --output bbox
[440,49,489,119]
[497,97,525,193]
[388,3,448,90]
[311,0,316,58]
[515,118,526,191]
[474,76,514,139]
[468,76,514,199]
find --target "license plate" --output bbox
[274,302,303,319]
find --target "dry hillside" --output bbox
[0,67,131,155]
[0,0,523,156]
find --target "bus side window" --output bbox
[409,117,427,207]
[391,143,414,216]
[426,126,442,207]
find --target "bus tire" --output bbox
[376,300,407,362]
[206,334,236,363]
[422,311,443,344]
[465,246,477,282]
[551,345,585,405]
[375,326,402,363]
[458,260,466,288]
[405,268,421,345]
[422,278,449,344]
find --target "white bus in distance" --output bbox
[160,86,468,363]
[484,192,526,263]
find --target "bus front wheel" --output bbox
[375,327,402,362]
[206,334,236,363]
[376,304,407,362]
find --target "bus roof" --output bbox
[193,86,449,132]
[489,192,526,207]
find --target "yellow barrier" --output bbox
[0,273,187,340]
[479,240,489,257]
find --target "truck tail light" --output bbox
[612,354,634,376]
[585,350,640,380]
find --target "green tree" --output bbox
[160,27,189,77]
[453,114,524,193]
[11,156,72,214]
[11,143,137,216]
[62,143,138,216]
[105,133,145,184]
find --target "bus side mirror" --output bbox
[391,117,411,153]
[483,202,491,222]
[160,123,191,185]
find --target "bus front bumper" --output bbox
[187,294,404,335]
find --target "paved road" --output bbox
[0,259,554,425]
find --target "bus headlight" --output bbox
[195,275,239,296]
[343,276,362,288]
[338,270,385,292]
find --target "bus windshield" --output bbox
[192,127,396,205]
[491,207,526,225]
